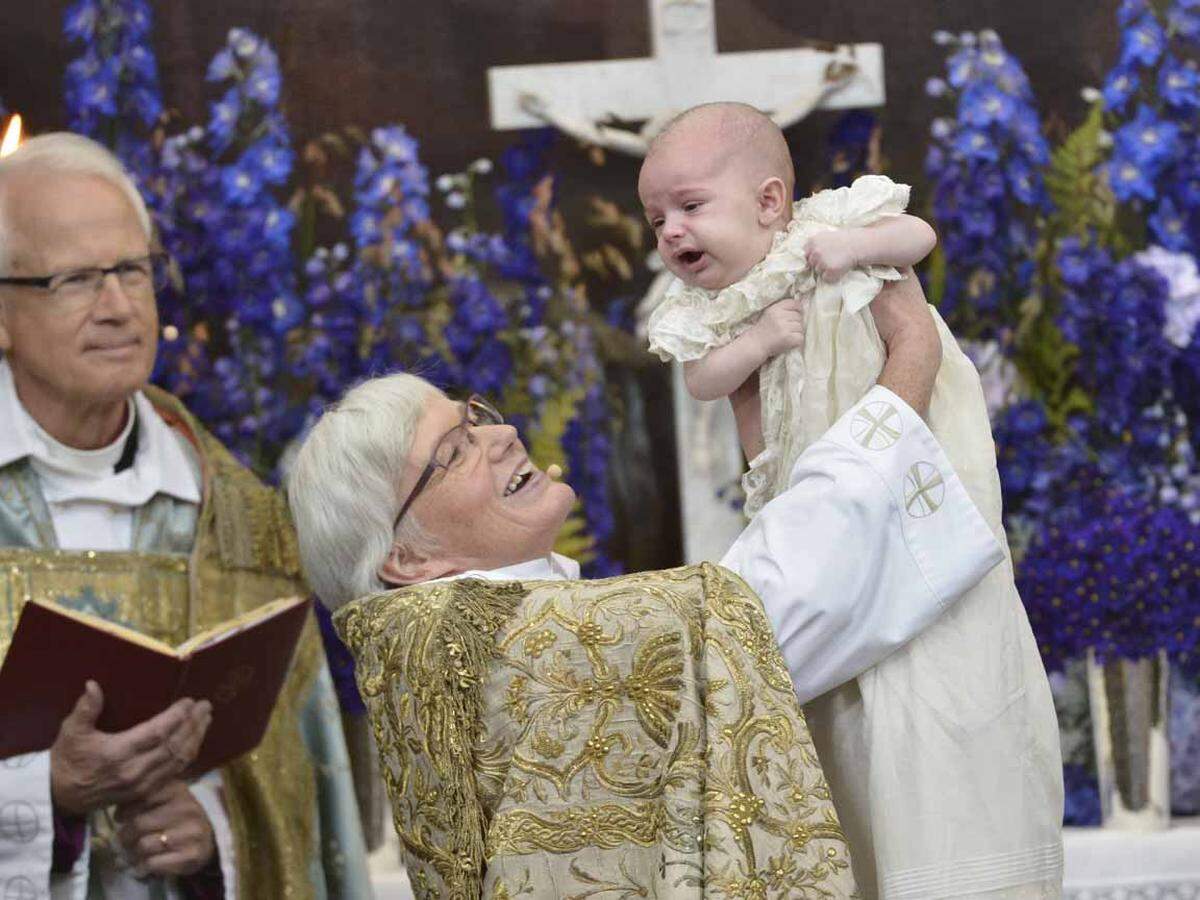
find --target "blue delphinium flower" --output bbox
[1057,241,1173,429]
[64,0,162,143]
[242,141,293,185]
[1151,196,1191,250]
[1119,0,1151,26]
[63,0,98,42]
[144,29,306,473]
[1160,60,1200,110]
[925,30,1049,337]
[467,341,514,396]
[952,128,1001,163]
[1106,104,1185,205]
[1057,236,1102,287]
[205,46,238,82]
[1121,14,1167,67]
[349,123,433,324]
[1103,65,1141,112]
[961,82,1018,127]
[1106,154,1159,201]
[1171,0,1200,40]
[207,88,240,152]
[1099,0,1200,255]
[1114,105,1181,173]
[993,399,1058,514]
[75,56,120,116]
[1017,480,1200,676]
[219,163,260,206]
[245,58,282,106]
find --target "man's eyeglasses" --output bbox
[393,395,504,529]
[0,253,171,311]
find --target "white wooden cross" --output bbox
[488,0,885,156]
[487,0,887,562]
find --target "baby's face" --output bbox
[639,142,775,291]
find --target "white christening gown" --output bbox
[648,175,1064,899]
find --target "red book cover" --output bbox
[0,596,311,776]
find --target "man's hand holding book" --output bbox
[50,680,212,817]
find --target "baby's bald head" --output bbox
[638,103,796,290]
[646,102,795,201]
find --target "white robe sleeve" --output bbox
[721,384,1005,704]
[0,750,89,900]
[188,771,236,899]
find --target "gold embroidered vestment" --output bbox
[335,562,858,899]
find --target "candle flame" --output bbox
[0,115,23,159]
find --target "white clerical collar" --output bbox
[0,357,201,507]
[439,552,581,584]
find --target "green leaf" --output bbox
[1044,103,1117,243]
[1013,314,1093,435]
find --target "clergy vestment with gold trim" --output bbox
[0,372,372,899]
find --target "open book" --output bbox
[0,595,311,776]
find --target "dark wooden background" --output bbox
[0,0,1122,571]
[1,1,1121,186]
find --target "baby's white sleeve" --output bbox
[646,295,728,363]
[800,174,911,228]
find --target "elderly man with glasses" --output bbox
[0,133,371,899]
[287,275,1007,899]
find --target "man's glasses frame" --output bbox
[393,394,504,529]
[0,253,171,307]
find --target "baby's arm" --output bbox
[730,373,766,461]
[683,297,807,401]
[805,214,937,282]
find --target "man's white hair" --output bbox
[287,373,439,610]
[0,132,152,271]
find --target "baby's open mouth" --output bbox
[677,250,704,266]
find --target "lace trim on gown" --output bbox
[646,175,911,516]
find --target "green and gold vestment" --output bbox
[0,386,367,899]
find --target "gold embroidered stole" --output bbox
[0,386,323,900]
[336,562,857,899]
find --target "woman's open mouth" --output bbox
[504,468,534,497]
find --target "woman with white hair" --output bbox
[287,276,1007,898]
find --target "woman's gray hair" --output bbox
[287,373,440,610]
[0,132,153,271]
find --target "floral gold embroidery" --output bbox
[486,802,668,855]
[626,630,684,748]
[335,564,857,899]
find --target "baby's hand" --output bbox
[748,297,807,360]
[804,229,860,282]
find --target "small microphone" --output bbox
[546,464,563,480]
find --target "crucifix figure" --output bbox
[489,0,884,156]
[487,0,887,562]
